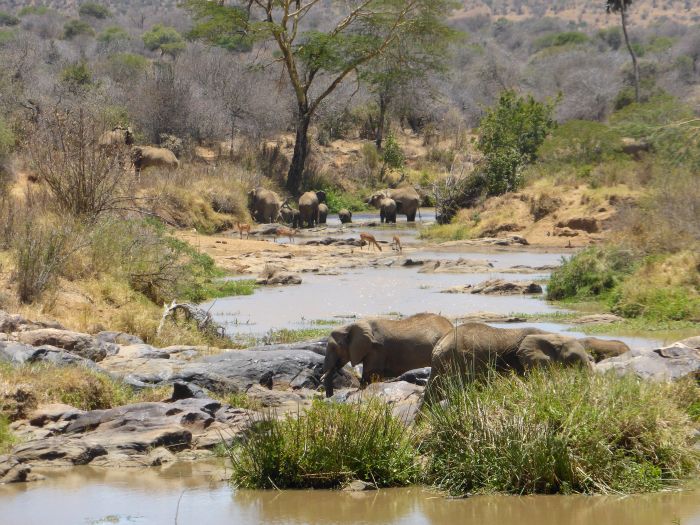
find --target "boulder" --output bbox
[418,258,494,274]
[0,342,106,371]
[343,479,377,492]
[344,381,424,423]
[596,340,700,381]
[17,329,115,362]
[390,367,432,386]
[553,227,579,237]
[571,314,625,324]
[11,438,107,466]
[95,331,145,346]
[443,279,543,295]
[28,404,85,428]
[0,455,31,484]
[0,311,27,333]
[453,312,526,324]
[256,266,302,285]
[0,385,36,421]
[556,217,600,233]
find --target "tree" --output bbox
[78,2,112,19]
[185,0,456,195]
[606,0,640,103]
[142,24,186,58]
[63,19,95,40]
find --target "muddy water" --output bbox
[1,462,699,525]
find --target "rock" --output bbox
[28,404,84,428]
[170,382,207,401]
[0,342,106,371]
[571,314,625,324]
[17,329,114,362]
[401,258,425,267]
[556,217,600,233]
[245,384,305,408]
[443,279,543,295]
[553,227,579,237]
[391,367,431,386]
[596,340,700,381]
[96,331,144,346]
[345,381,424,423]
[343,479,377,492]
[12,438,108,466]
[501,264,560,274]
[0,311,27,333]
[146,447,176,466]
[0,455,32,483]
[679,336,700,350]
[256,266,302,285]
[440,236,528,247]
[115,344,171,360]
[0,385,37,421]
[620,137,651,157]
[453,312,526,324]
[418,258,494,274]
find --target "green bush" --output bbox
[0,415,17,454]
[142,24,186,57]
[537,120,622,165]
[18,6,49,16]
[478,90,557,196]
[0,11,19,26]
[421,367,699,495]
[597,27,622,50]
[382,132,405,171]
[533,31,589,51]
[98,26,129,43]
[78,2,111,19]
[547,247,638,301]
[229,399,419,489]
[61,61,93,87]
[612,285,700,322]
[106,53,149,83]
[322,187,368,213]
[63,19,95,39]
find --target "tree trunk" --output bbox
[375,92,388,150]
[620,8,640,103]
[286,108,311,196]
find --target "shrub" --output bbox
[0,415,17,453]
[323,187,368,213]
[0,11,19,26]
[61,61,93,88]
[421,367,699,495]
[478,90,557,196]
[546,246,638,301]
[537,120,622,165]
[18,6,49,16]
[382,132,405,171]
[105,53,149,83]
[142,24,186,57]
[78,2,111,19]
[533,31,589,51]
[229,399,419,489]
[98,26,129,44]
[63,19,95,39]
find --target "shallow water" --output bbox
[1,463,698,525]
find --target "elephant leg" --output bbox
[406,211,416,222]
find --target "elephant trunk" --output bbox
[323,369,335,397]
[322,352,338,397]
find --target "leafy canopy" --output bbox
[79,2,112,19]
[98,26,129,44]
[477,90,557,195]
[142,24,186,57]
[63,19,95,39]
[606,0,634,13]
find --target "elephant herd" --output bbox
[99,126,180,173]
[322,313,631,402]
[248,185,423,228]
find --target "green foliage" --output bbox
[63,19,95,39]
[79,2,111,19]
[0,28,14,44]
[18,6,49,16]
[382,132,405,170]
[142,24,186,57]
[533,31,589,51]
[106,52,149,82]
[537,120,623,165]
[184,1,252,51]
[229,399,420,489]
[597,27,622,50]
[477,90,557,196]
[322,187,369,213]
[0,115,13,157]
[60,61,93,87]
[547,246,638,301]
[0,11,19,26]
[612,285,700,322]
[646,36,674,54]
[0,415,17,454]
[421,367,699,495]
[98,26,129,44]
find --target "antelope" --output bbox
[236,222,251,239]
[274,226,297,243]
[391,235,402,252]
[359,232,382,252]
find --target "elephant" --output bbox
[323,313,453,397]
[278,202,301,228]
[131,146,179,173]
[380,198,397,223]
[298,190,326,228]
[248,187,283,224]
[338,209,352,224]
[368,186,421,222]
[577,337,630,362]
[318,203,328,224]
[98,126,133,149]
[425,323,593,403]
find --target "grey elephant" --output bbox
[425,322,593,403]
[368,186,421,222]
[578,337,630,362]
[298,190,326,228]
[367,194,397,223]
[132,146,179,173]
[278,202,301,228]
[338,209,352,224]
[248,187,283,224]
[323,313,454,397]
[318,203,328,224]
[99,125,133,149]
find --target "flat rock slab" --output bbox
[418,258,495,274]
[571,314,625,324]
[0,342,106,371]
[439,236,529,247]
[453,312,526,323]
[16,329,115,362]
[596,341,700,381]
[442,279,543,295]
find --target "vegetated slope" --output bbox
[456,0,700,27]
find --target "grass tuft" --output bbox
[228,399,419,489]
[420,367,699,496]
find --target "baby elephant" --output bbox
[577,337,630,362]
[323,313,453,397]
[425,322,593,403]
[338,209,352,224]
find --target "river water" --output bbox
[1,462,699,525]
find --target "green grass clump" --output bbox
[258,326,334,345]
[421,367,699,496]
[184,279,256,302]
[419,221,476,241]
[322,187,369,213]
[547,246,638,301]
[0,415,17,454]
[229,399,419,489]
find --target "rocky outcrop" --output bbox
[571,314,625,324]
[337,381,425,424]
[16,329,115,362]
[439,235,529,247]
[0,341,106,370]
[418,258,495,274]
[442,279,543,295]
[303,237,365,247]
[596,338,700,381]
[256,266,302,285]
[556,217,600,233]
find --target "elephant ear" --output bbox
[328,324,352,366]
[516,334,555,369]
[348,320,381,366]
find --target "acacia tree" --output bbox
[185,0,456,195]
[606,0,639,103]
